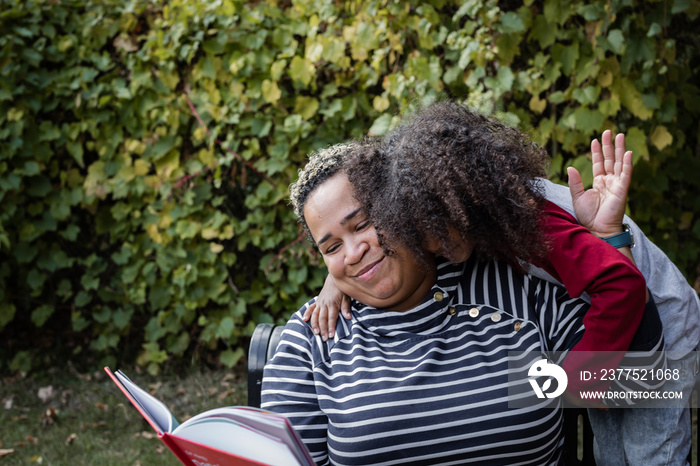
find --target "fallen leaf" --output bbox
[37,386,54,404]
[0,449,14,457]
[40,407,58,426]
[65,433,77,446]
[61,390,72,406]
[3,397,13,410]
[95,402,108,413]
[26,436,38,445]
[29,455,43,463]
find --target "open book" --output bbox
[104,367,315,466]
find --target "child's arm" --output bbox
[302,274,351,341]
[567,130,648,299]
[537,131,654,402]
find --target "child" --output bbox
[302,101,699,464]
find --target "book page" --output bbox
[113,370,178,434]
[196,407,313,464]
[173,415,302,466]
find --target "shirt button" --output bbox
[514,322,522,332]
[434,291,444,302]
[491,313,502,322]
[469,307,479,318]
[448,307,456,316]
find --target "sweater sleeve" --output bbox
[535,201,648,394]
[261,303,331,465]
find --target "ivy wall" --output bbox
[1,0,698,373]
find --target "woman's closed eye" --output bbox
[324,242,341,255]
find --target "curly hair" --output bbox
[345,100,550,269]
[289,140,375,243]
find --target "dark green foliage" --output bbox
[1,0,698,373]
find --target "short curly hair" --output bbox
[345,100,550,269]
[289,140,374,243]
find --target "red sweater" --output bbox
[536,201,647,395]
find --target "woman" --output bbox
[260,141,664,465]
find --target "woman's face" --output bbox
[304,173,437,312]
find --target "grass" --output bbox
[0,364,248,465]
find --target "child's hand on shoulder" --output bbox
[302,275,351,341]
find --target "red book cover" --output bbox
[104,367,314,466]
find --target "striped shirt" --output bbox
[261,257,663,465]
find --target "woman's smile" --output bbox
[353,257,385,281]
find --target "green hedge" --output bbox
[1,0,698,373]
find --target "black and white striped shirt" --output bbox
[262,257,663,465]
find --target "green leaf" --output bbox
[605,30,625,55]
[22,161,40,176]
[544,0,573,25]
[624,36,656,68]
[625,127,650,162]
[672,0,691,14]
[26,176,52,197]
[499,12,525,33]
[10,351,32,373]
[72,310,90,332]
[215,316,235,339]
[368,114,392,137]
[166,332,190,356]
[570,155,593,188]
[220,347,244,367]
[650,125,673,151]
[288,56,315,86]
[31,305,54,327]
[27,269,46,291]
[93,307,112,324]
[146,135,177,161]
[262,79,282,103]
[551,42,579,76]
[75,291,92,307]
[614,78,653,120]
[148,284,171,310]
[647,23,663,38]
[484,66,514,97]
[350,22,379,61]
[111,245,132,265]
[294,96,319,120]
[175,219,200,238]
[66,141,84,167]
[0,302,16,329]
[321,37,346,64]
[572,107,605,134]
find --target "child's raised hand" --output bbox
[567,130,633,238]
[302,274,351,341]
